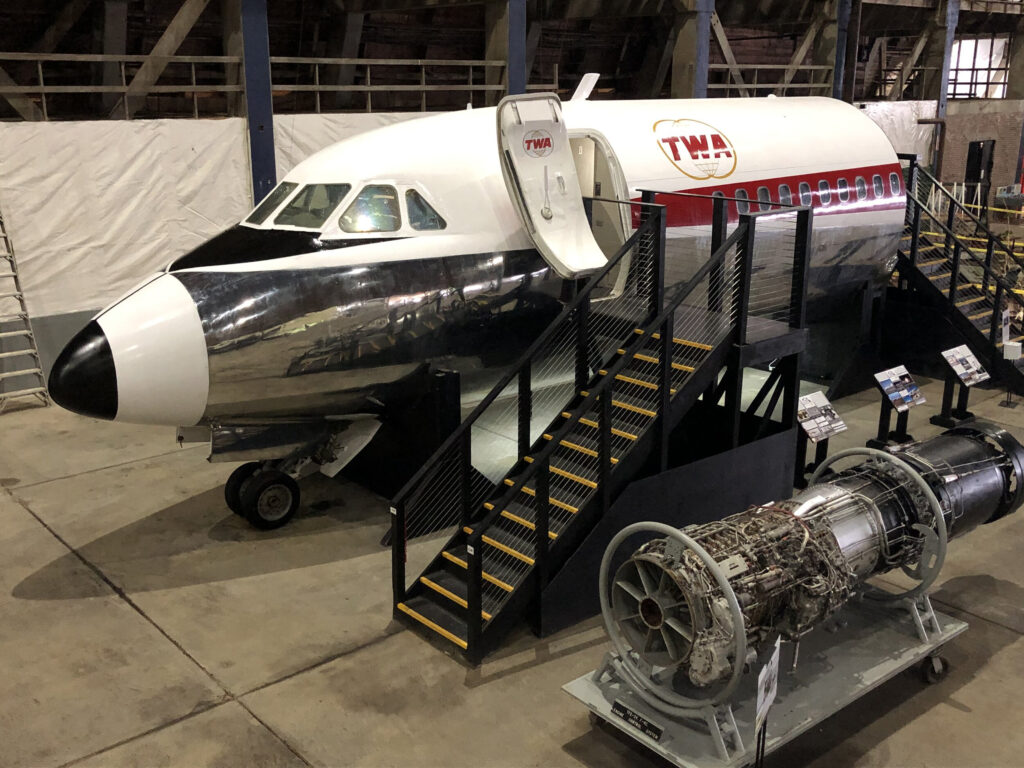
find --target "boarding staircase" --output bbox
[0,207,48,412]
[390,194,812,663]
[897,154,1024,391]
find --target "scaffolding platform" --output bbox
[563,599,967,767]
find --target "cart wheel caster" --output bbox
[225,462,261,515]
[240,469,300,530]
[588,712,601,727]
[922,655,949,684]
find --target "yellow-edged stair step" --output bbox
[968,308,991,321]
[541,432,621,462]
[616,348,695,373]
[462,526,534,565]
[522,455,597,489]
[928,271,951,282]
[560,411,638,440]
[579,390,657,418]
[503,478,579,513]
[396,601,467,650]
[419,576,493,620]
[441,551,515,592]
[634,328,713,351]
[956,295,986,307]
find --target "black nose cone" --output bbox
[48,320,118,420]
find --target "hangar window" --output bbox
[873,174,885,198]
[817,180,831,205]
[735,188,750,215]
[245,182,297,225]
[274,183,352,229]
[837,178,850,203]
[890,172,902,195]
[778,184,793,206]
[757,186,772,211]
[340,185,402,233]
[798,182,812,206]
[855,176,868,201]
[406,190,447,231]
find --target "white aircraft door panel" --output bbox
[496,94,608,280]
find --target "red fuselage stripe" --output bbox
[634,161,905,228]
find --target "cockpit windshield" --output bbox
[244,181,297,225]
[274,183,352,229]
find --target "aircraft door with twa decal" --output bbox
[497,93,608,280]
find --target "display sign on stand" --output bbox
[795,391,846,488]
[868,365,923,448]
[1002,341,1022,409]
[932,345,988,427]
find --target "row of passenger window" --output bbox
[246,182,447,233]
[726,171,902,214]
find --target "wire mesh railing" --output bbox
[392,189,812,660]
[900,155,1024,353]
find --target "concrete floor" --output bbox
[2,376,1024,768]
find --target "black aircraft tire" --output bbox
[225,462,262,515]
[240,470,300,530]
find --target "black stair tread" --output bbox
[617,347,700,374]
[562,409,641,440]
[597,367,678,394]
[578,387,660,418]
[443,544,526,591]
[419,568,501,618]
[524,451,598,489]
[464,519,540,564]
[542,428,626,462]
[491,500,562,539]
[503,473,592,514]
[397,595,468,649]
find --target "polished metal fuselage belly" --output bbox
[172,215,899,424]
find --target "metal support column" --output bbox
[832,0,852,99]
[508,0,527,95]
[241,0,276,204]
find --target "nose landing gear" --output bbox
[224,461,301,530]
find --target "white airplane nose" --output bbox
[51,273,210,426]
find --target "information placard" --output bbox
[941,345,990,387]
[796,391,847,443]
[874,366,926,412]
[755,637,781,732]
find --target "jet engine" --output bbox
[599,422,1024,711]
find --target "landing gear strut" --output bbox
[224,462,302,529]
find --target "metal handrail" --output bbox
[465,221,748,552]
[911,162,1024,276]
[391,200,662,509]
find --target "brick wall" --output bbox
[943,100,1024,194]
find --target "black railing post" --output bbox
[466,534,483,663]
[391,501,406,606]
[574,297,590,392]
[651,204,667,319]
[990,282,1004,345]
[789,208,812,329]
[599,389,612,514]
[982,235,995,297]
[534,457,550,625]
[518,361,532,460]
[709,195,727,313]
[944,194,956,261]
[736,216,756,345]
[949,243,961,305]
[460,430,473,528]
[658,313,673,472]
[910,165,922,267]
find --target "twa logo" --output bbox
[523,129,554,158]
[653,119,737,180]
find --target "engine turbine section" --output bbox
[599,422,1024,711]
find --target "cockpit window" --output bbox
[245,182,297,225]
[274,183,352,229]
[340,185,401,233]
[406,189,447,231]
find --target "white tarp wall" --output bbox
[0,111,424,318]
[857,100,938,163]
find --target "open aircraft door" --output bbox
[497,93,608,280]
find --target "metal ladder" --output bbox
[0,207,49,412]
